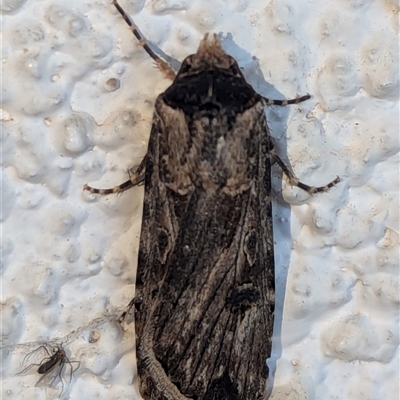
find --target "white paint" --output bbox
[1,0,398,399]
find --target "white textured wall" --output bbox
[2,0,399,399]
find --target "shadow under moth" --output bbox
[84,1,340,399]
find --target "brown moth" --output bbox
[84,1,340,399]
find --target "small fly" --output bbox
[17,343,80,394]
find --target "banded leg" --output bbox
[263,93,340,192]
[112,0,176,80]
[117,297,137,324]
[84,156,146,195]
[262,93,311,106]
[270,148,340,194]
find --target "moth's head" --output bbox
[176,33,243,78]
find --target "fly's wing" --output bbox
[34,359,64,389]
[135,83,274,400]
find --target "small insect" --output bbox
[17,343,80,394]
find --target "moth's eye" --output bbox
[178,56,193,74]
[229,58,241,75]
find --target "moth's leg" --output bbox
[262,93,311,106]
[112,0,176,80]
[117,297,137,324]
[83,156,146,195]
[270,148,340,194]
[264,93,339,192]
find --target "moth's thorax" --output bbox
[153,35,265,197]
[162,37,261,117]
[155,97,265,197]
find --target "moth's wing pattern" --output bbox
[135,84,275,399]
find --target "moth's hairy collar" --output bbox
[177,33,243,78]
[196,33,226,62]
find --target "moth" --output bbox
[17,343,80,394]
[84,1,340,399]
